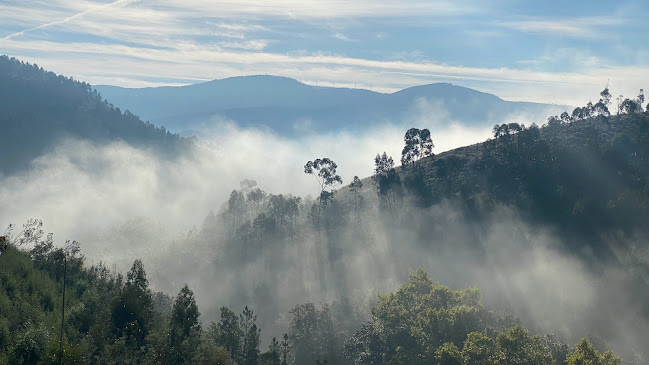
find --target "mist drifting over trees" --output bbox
[2,56,649,364]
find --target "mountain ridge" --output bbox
[95,76,568,136]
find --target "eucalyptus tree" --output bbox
[349,176,364,225]
[304,158,342,228]
[373,152,400,214]
[401,128,434,169]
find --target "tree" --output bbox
[343,322,386,365]
[541,334,570,365]
[304,158,343,228]
[560,112,573,123]
[169,285,202,364]
[373,152,400,214]
[239,306,261,365]
[126,258,148,291]
[365,269,499,365]
[209,307,243,361]
[289,303,343,365]
[240,179,258,192]
[616,94,624,115]
[269,194,291,230]
[493,325,553,365]
[247,187,267,217]
[493,123,524,138]
[111,259,153,350]
[565,338,621,365]
[620,98,640,114]
[374,152,394,176]
[260,337,281,365]
[280,333,291,365]
[638,88,645,110]
[228,190,247,231]
[462,332,494,365]
[200,344,235,365]
[401,127,434,168]
[546,116,563,128]
[349,176,364,224]
[435,342,462,365]
[593,101,609,117]
[600,85,612,108]
[253,213,275,250]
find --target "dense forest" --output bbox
[0,231,624,364]
[0,55,192,175]
[2,56,649,364]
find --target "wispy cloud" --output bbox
[0,0,647,105]
[3,35,648,105]
[332,32,352,42]
[218,40,269,51]
[499,16,625,39]
[1,0,140,40]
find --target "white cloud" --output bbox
[218,40,269,51]
[332,32,352,41]
[3,36,648,105]
[1,0,140,40]
[499,16,625,39]
[1,1,647,106]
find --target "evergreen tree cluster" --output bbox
[0,242,623,364]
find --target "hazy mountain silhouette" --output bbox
[96,76,567,136]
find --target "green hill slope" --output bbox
[0,55,192,175]
[389,112,649,252]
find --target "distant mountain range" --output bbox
[95,76,568,136]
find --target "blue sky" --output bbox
[1,0,648,105]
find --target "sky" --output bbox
[1,0,648,105]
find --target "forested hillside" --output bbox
[0,55,191,175]
[0,230,622,364]
[2,109,647,363]
[2,54,648,364]
[400,109,649,252]
[159,97,649,364]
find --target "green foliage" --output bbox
[208,307,243,360]
[461,332,494,365]
[40,338,84,365]
[305,157,343,228]
[239,306,261,365]
[493,325,554,365]
[289,303,344,365]
[200,343,235,365]
[373,152,401,213]
[111,259,153,351]
[169,285,201,362]
[280,333,291,365]
[566,338,621,365]
[0,242,626,365]
[259,337,281,365]
[344,269,513,365]
[401,127,434,168]
[435,342,462,365]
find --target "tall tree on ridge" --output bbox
[304,158,342,229]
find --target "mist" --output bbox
[0,102,497,267]
[4,104,646,360]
